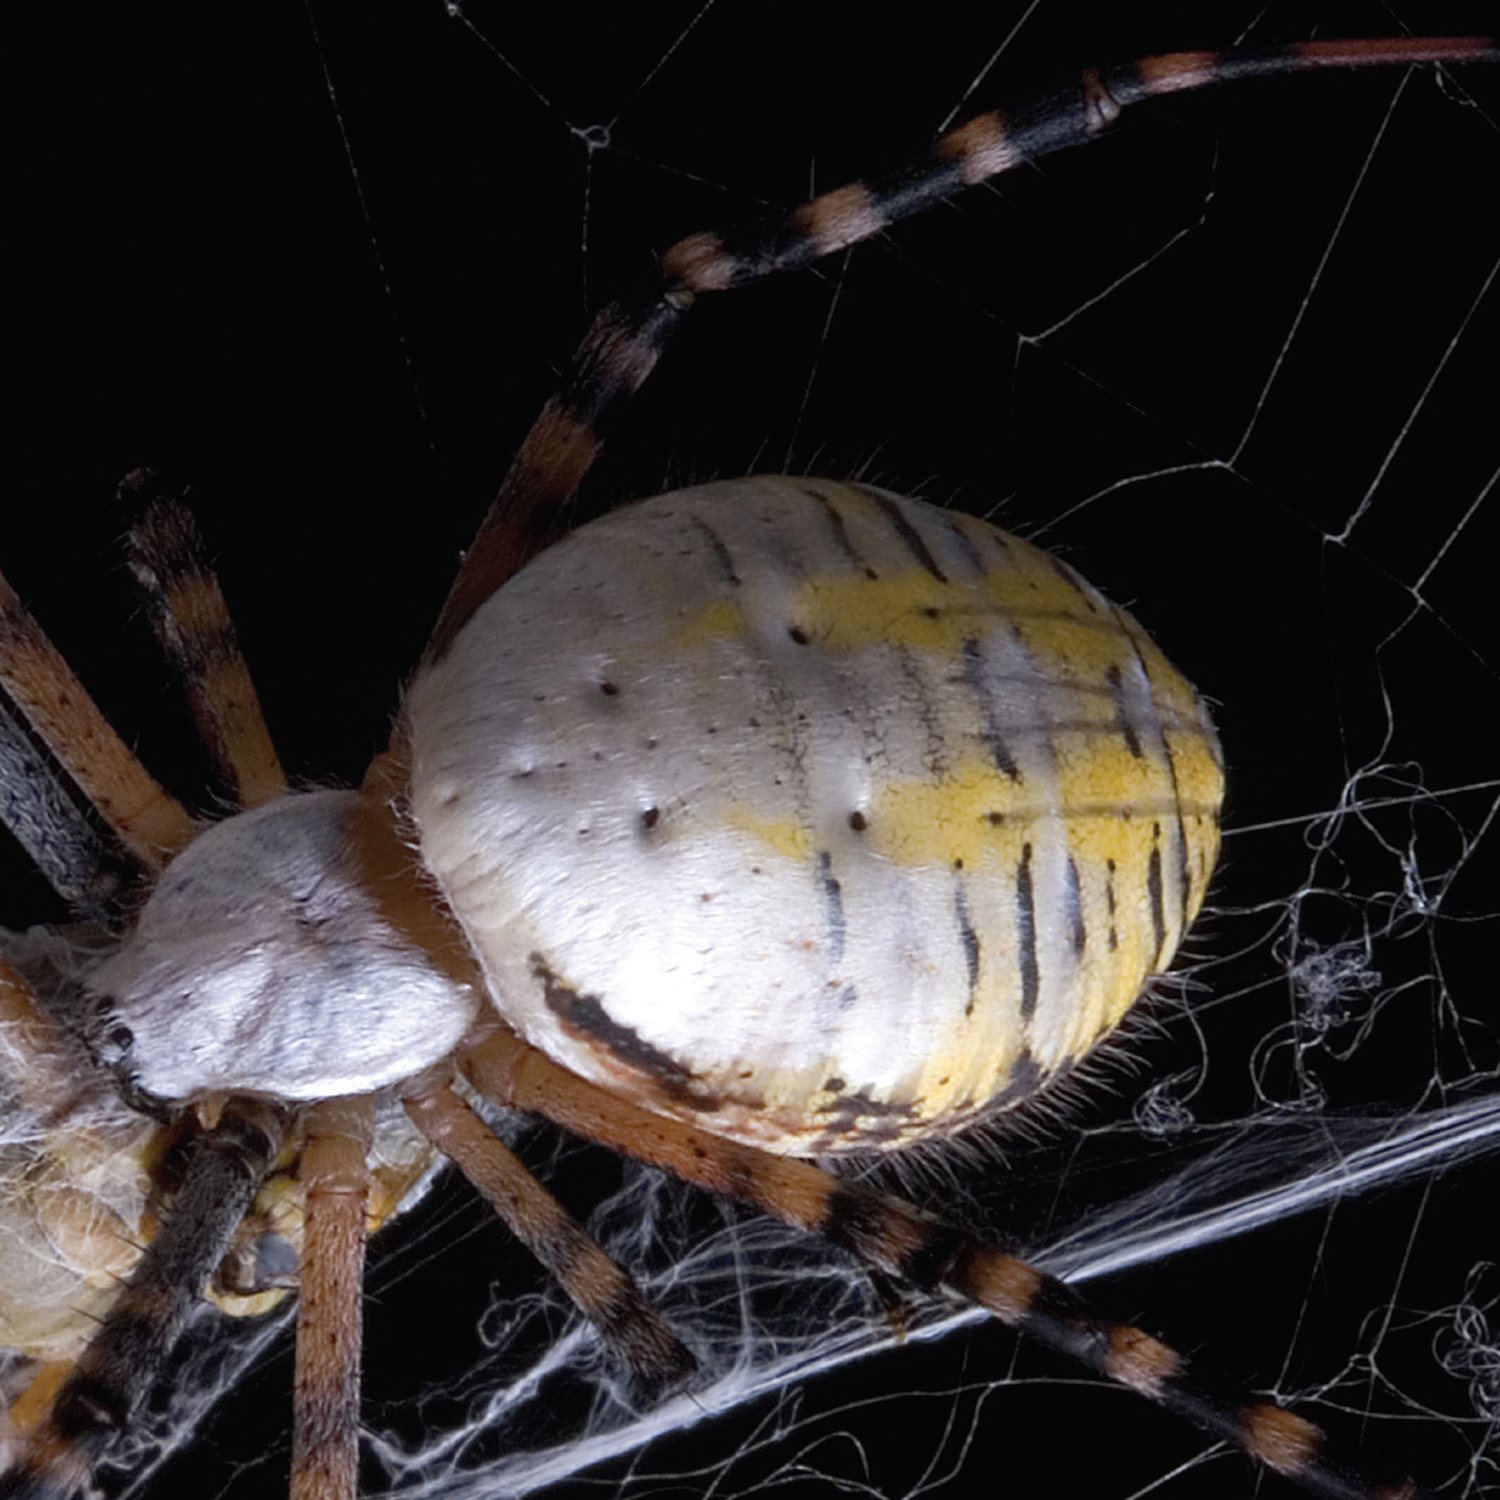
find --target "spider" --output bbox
[2,11,1500,1500]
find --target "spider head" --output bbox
[84,788,482,1109]
[81,1012,174,1120]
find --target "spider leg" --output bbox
[0,695,140,917]
[461,1027,1420,1500]
[423,295,686,660]
[123,471,287,810]
[401,1066,696,1395]
[290,1095,374,1500]
[423,36,1499,662]
[3,470,292,907]
[2,471,274,903]
[0,1098,288,1500]
[0,566,193,873]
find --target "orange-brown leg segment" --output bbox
[0,566,194,869]
[290,1095,374,1500]
[123,472,287,810]
[422,38,1499,665]
[402,1068,695,1395]
[0,1099,287,1500]
[2,474,288,910]
[461,1029,1418,1500]
[0,1365,69,1448]
[423,296,687,661]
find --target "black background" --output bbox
[8,4,1500,1498]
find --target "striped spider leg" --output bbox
[6,19,1498,1500]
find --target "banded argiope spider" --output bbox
[6,9,1500,1499]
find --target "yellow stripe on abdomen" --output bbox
[413,478,1225,1155]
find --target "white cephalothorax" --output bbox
[89,790,479,1103]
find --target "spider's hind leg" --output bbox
[461,1027,1421,1500]
[402,1066,697,1398]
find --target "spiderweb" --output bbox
[7,2,1500,1497]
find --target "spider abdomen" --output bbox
[409,478,1223,1154]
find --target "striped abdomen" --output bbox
[409,478,1223,1154]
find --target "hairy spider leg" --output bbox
[462,1027,1419,1500]
[0,693,140,917]
[402,1064,696,1393]
[0,486,305,1436]
[123,472,288,811]
[0,566,195,870]
[290,1096,374,1500]
[0,471,289,910]
[424,35,1500,664]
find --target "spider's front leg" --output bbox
[0,548,193,910]
[123,475,288,812]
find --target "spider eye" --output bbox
[97,1020,135,1065]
